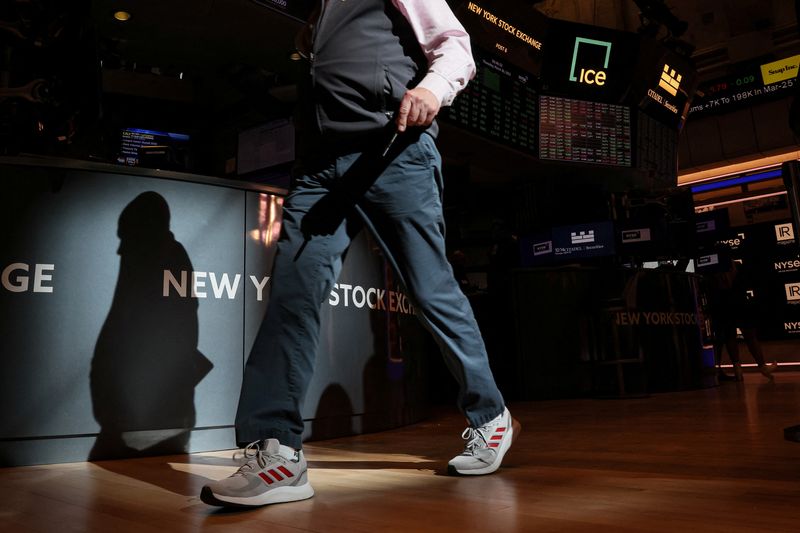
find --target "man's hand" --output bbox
[396,87,441,132]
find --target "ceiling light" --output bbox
[113,11,132,22]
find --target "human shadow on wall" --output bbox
[309,384,356,441]
[89,191,213,460]
[306,254,440,471]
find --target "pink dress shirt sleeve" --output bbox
[391,0,477,106]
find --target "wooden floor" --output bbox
[3,372,800,533]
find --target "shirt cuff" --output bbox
[416,71,457,107]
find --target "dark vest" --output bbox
[296,0,436,156]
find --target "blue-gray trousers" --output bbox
[234,132,505,449]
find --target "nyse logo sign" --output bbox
[621,228,651,243]
[696,220,716,233]
[774,259,800,273]
[785,321,800,334]
[719,233,746,249]
[533,241,553,256]
[658,64,682,96]
[569,37,611,86]
[776,223,795,243]
[697,254,719,268]
[785,282,800,302]
[571,230,595,244]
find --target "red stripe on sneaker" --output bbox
[496,427,506,432]
[258,472,274,485]
[268,469,284,481]
[488,442,500,448]
[491,435,503,440]
[277,466,294,478]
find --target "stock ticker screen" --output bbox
[444,49,537,154]
[689,54,799,117]
[117,128,191,166]
[538,95,632,166]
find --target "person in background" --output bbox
[709,257,776,382]
[200,0,518,508]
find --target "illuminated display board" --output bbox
[630,40,696,129]
[520,221,616,265]
[443,48,537,154]
[118,128,190,166]
[689,54,799,117]
[455,0,547,75]
[539,95,631,166]
[539,19,639,104]
[637,112,678,183]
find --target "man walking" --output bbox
[201,0,518,507]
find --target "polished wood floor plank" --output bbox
[2,371,800,532]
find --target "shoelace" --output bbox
[233,440,270,474]
[461,427,490,455]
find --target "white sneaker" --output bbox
[201,439,314,507]
[448,407,519,476]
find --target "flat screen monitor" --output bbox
[519,230,555,267]
[551,220,616,260]
[538,18,639,104]
[631,40,696,130]
[117,128,191,168]
[444,48,537,154]
[237,119,295,175]
[694,250,733,274]
[690,54,798,118]
[694,208,730,243]
[455,0,547,76]
[539,95,631,166]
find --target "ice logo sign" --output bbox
[569,37,612,86]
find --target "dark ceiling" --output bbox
[7,0,798,179]
[91,1,800,76]
[91,0,304,81]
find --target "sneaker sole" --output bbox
[200,482,314,507]
[448,416,521,476]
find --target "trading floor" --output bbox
[4,371,799,533]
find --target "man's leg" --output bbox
[235,167,358,450]
[202,166,360,507]
[354,133,514,474]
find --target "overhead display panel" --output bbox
[689,54,799,118]
[539,95,632,166]
[444,48,537,154]
[456,0,548,76]
[630,39,697,130]
[539,19,639,104]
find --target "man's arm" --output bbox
[391,0,476,132]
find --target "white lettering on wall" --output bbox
[163,270,187,297]
[210,273,241,299]
[191,271,208,298]
[2,263,55,293]
[163,270,270,300]
[329,283,414,315]
[250,275,270,301]
[160,270,406,313]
